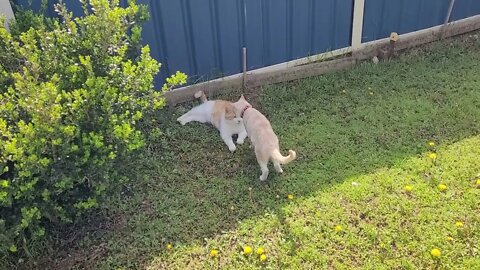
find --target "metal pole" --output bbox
[441,0,456,38]
[242,47,247,90]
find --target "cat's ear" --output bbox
[240,94,246,101]
[224,105,235,120]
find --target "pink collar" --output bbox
[240,105,251,118]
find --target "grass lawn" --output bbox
[29,33,480,269]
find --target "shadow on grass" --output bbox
[32,33,480,269]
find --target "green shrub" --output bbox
[0,0,186,256]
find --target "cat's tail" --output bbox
[271,149,296,164]
[194,91,208,103]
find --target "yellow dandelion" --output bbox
[287,194,294,200]
[256,246,265,255]
[431,248,441,258]
[166,243,173,250]
[438,184,447,191]
[334,225,343,232]
[447,236,454,241]
[260,254,267,262]
[428,152,437,160]
[405,185,413,192]
[210,249,219,258]
[428,141,435,147]
[243,245,253,255]
[455,221,464,228]
[476,179,480,186]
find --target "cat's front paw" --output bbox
[177,117,186,125]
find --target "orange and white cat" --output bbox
[177,91,248,152]
[233,95,296,181]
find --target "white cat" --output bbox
[177,91,248,152]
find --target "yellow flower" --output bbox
[455,221,464,228]
[243,245,253,255]
[476,179,480,186]
[287,194,294,200]
[256,246,265,255]
[405,185,413,192]
[260,254,267,262]
[431,248,441,258]
[447,236,454,241]
[166,243,173,250]
[428,152,437,160]
[334,225,343,232]
[438,184,447,191]
[210,249,219,258]
[9,245,17,253]
[428,141,435,147]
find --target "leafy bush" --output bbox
[0,0,186,256]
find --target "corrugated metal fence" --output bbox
[363,0,480,42]
[13,0,480,88]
